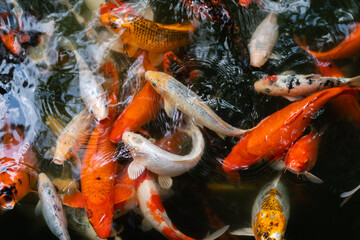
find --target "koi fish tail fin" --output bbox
[230,227,254,236]
[202,225,230,240]
[349,76,360,87]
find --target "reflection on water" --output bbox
[0,0,360,239]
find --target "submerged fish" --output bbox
[123,121,204,189]
[222,87,358,171]
[53,109,93,165]
[0,122,38,210]
[248,12,278,68]
[145,70,249,138]
[231,174,289,240]
[136,170,229,240]
[36,173,70,240]
[254,73,360,101]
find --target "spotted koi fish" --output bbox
[231,174,289,240]
[0,1,22,54]
[254,73,360,101]
[0,122,38,210]
[136,170,229,240]
[222,87,358,171]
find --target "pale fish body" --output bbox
[231,174,289,240]
[53,109,93,165]
[137,171,229,240]
[248,12,278,68]
[37,173,70,240]
[123,121,204,188]
[254,74,360,101]
[145,71,248,138]
[74,50,109,120]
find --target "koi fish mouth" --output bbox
[0,187,16,210]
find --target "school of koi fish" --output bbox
[0,0,360,239]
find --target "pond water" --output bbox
[0,0,360,239]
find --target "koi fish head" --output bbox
[122,131,146,153]
[285,157,309,173]
[89,98,109,121]
[145,70,170,95]
[100,9,135,34]
[254,75,282,95]
[0,183,17,210]
[253,210,287,240]
[85,200,114,239]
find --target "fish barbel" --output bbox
[145,70,249,138]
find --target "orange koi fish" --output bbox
[0,122,38,210]
[238,0,256,7]
[294,23,360,60]
[109,54,161,143]
[62,94,132,238]
[284,129,323,183]
[136,170,229,240]
[100,9,196,63]
[222,87,358,172]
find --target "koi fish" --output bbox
[254,73,360,101]
[109,55,160,143]
[238,0,256,7]
[248,12,278,68]
[145,70,249,138]
[123,121,205,189]
[53,109,93,165]
[0,2,22,54]
[136,170,229,240]
[222,87,358,172]
[52,178,79,194]
[231,174,289,240]
[284,129,323,183]
[294,23,360,60]
[62,94,134,238]
[0,122,38,210]
[36,173,70,240]
[100,10,196,64]
[163,51,190,81]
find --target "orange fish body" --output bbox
[294,23,360,60]
[222,87,358,172]
[110,56,160,143]
[0,123,38,210]
[284,130,320,173]
[100,12,196,55]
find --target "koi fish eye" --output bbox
[90,109,94,114]
[109,19,119,29]
[151,81,157,87]
[264,88,271,93]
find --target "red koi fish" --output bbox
[222,87,358,172]
[294,23,360,60]
[136,170,229,240]
[62,94,133,238]
[0,3,22,54]
[238,0,256,7]
[284,129,323,183]
[0,122,38,210]
[109,54,160,143]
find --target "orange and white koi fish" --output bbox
[136,170,229,240]
[110,55,160,143]
[145,71,249,138]
[238,0,256,7]
[62,94,134,238]
[254,73,360,101]
[123,121,204,189]
[100,10,196,64]
[294,23,360,60]
[284,129,323,183]
[53,109,93,165]
[231,174,289,240]
[248,12,278,68]
[0,122,38,210]
[222,87,358,172]
[36,173,70,240]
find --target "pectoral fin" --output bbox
[113,184,135,204]
[304,171,324,184]
[62,190,85,208]
[128,161,145,180]
[123,40,138,58]
[230,227,254,236]
[158,175,173,189]
[283,95,304,102]
[164,100,176,117]
[141,218,153,232]
[35,200,42,216]
[148,52,163,67]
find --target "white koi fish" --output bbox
[136,170,229,240]
[145,70,249,138]
[254,73,360,101]
[36,173,70,240]
[231,174,289,240]
[248,12,278,68]
[123,121,204,189]
[53,109,93,165]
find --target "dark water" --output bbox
[0,0,360,239]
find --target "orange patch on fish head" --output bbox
[253,210,287,240]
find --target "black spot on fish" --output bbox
[287,75,297,93]
[96,177,101,180]
[18,179,22,185]
[86,209,93,218]
[295,78,301,86]
[324,79,334,88]
[265,88,271,93]
[307,78,314,85]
